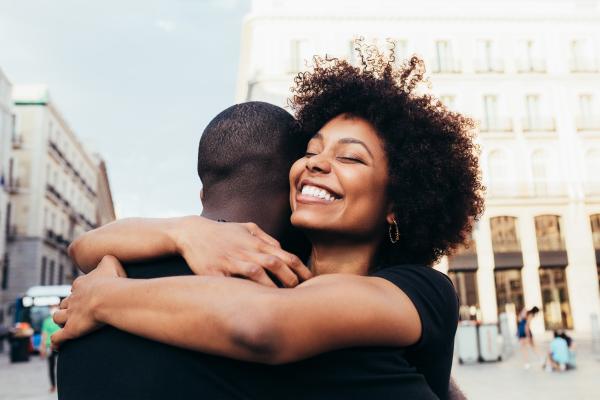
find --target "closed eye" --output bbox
[305,152,317,158]
[337,156,364,164]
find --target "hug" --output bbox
[54,42,484,399]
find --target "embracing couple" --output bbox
[54,44,484,399]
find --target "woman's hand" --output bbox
[51,256,126,347]
[173,217,312,288]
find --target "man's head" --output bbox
[197,101,308,240]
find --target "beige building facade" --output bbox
[236,0,600,335]
[1,85,115,311]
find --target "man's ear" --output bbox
[199,189,204,202]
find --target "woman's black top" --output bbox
[269,264,459,400]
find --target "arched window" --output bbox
[487,150,510,196]
[534,215,565,251]
[585,149,600,195]
[490,216,521,252]
[591,214,600,250]
[531,150,548,196]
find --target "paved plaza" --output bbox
[0,339,599,399]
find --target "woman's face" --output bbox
[289,114,393,239]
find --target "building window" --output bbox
[448,270,480,321]
[440,95,455,110]
[490,216,521,252]
[1,254,8,290]
[539,267,573,330]
[576,94,599,131]
[531,150,548,197]
[289,39,309,73]
[40,256,47,285]
[487,151,510,196]
[482,95,499,131]
[433,40,459,73]
[494,269,524,316]
[517,39,546,72]
[393,39,409,66]
[585,150,600,195]
[49,260,55,285]
[58,264,64,285]
[534,215,566,251]
[475,39,503,73]
[591,214,600,249]
[570,39,597,72]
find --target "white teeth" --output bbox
[300,185,335,202]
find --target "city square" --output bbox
[1,0,600,398]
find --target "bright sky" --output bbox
[0,0,250,218]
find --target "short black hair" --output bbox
[198,101,306,202]
[290,41,485,267]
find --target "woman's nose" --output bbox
[306,154,331,174]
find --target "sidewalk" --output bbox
[0,351,57,400]
[452,339,600,400]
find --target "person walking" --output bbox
[40,306,60,392]
[517,306,540,369]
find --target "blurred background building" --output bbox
[236,0,600,335]
[0,68,14,309]
[0,82,115,318]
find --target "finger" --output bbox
[244,223,280,248]
[249,253,300,288]
[257,245,312,282]
[53,310,68,326]
[229,261,277,288]
[51,329,70,348]
[59,297,70,309]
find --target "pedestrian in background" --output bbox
[544,331,571,372]
[517,306,540,369]
[40,306,60,392]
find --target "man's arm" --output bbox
[52,256,420,365]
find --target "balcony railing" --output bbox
[569,58,599,73]
[7,178,21,194]
[584,182,600,196]
[431,59,462,74]
[522,117,556,132]
[576,116,600,131]
[11,134,23,149]
[474,59,504,73]
[516,59,547,73]
[486,182,567,199]
[479,117,513,133]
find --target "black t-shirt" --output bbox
[58,260,457,400]
[272,264,458,400]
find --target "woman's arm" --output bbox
[52,257,420,364]
[69,217,311,287]
[68,218,180,272]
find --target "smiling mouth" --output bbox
[299,184,341,203]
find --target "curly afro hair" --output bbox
[289,40,485,267]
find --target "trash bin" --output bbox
[9,336,30,363]
[478,323,502,362]
[455,321,479,364]
[8,323,34,363]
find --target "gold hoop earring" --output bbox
[389,218,400,244]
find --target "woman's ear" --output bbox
[386,212,396,225]
[386,204,396,224]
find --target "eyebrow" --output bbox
[311,132,374,159]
